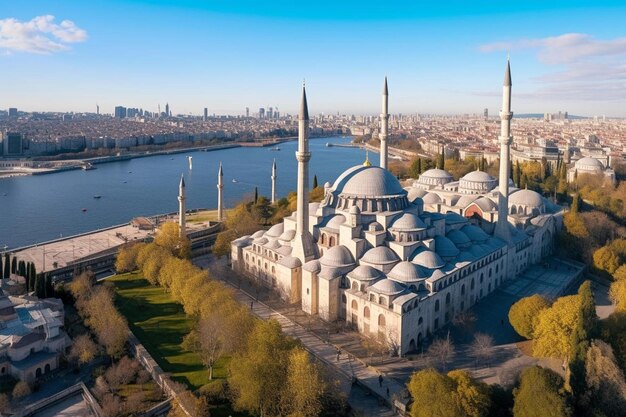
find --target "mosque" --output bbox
[230,62,564,354]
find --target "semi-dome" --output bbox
[278,229,296,241]
[277,256,302,269]
[509,189,544,208]
[447,229,471,248]
[369,279,406,296]
[422,193,442,204]
[390,213,426,231]
[407,188,428,203]
[459,170,497,194]
[320,245,355,268]
[460,225,489,243]
[387,261,428,283]
[332,165,406,197]
[360,246,401,266]
[411,249,445,269]
[434,235,460,258]
[324,214,346,229]
[575,157,604,171]
[347,265,382,282]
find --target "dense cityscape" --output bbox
[1,2,626,417]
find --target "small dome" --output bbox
[390,213,426,230]
[459,170,497,194]
[472,197,498,212]
[416,169,454,187]
[253,237,268,245]
[278,229,296,241]
[370,279,406,296]
[303,259,321,273]
[320,245,356,268]
[411,249,445,269]
[265,223,284,238]
[325,214,347,229]
[387,261,428,283]
[251,230,265,239]
[265,239,281,250]
[368,222,384,232]
[422,193,442,204]
[277,256,302,269]
[444,212,469,225]
[347,265,382,282]
[361,246,400,266]
[575,157,604,171]
[461,170,496,182]
[460,225,489,243]
[447,230,471,248]
[407,188,428,202]
[455,195,477,208]
[434,235,460,258]
[509,189,544,208]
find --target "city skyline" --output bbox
[1,1,626,116]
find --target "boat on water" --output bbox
[93,195,102,199]
[269,147,281,151]
[82,163,96,170]
[188,156,193,169]
[326,143,333,147]
[81,208,87,212]
[232,179,238,183]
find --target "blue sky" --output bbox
[1,1,626,116]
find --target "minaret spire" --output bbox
[271,159,277,204]
[380,76,389,170]
[178,174,186,237]
[292,83,316,262]
[217,162,224,222]
[495,58,513,242]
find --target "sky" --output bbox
[1,1,626,117]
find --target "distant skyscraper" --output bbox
[8,108,17,118]
[165,103,170,118]
[484,108,488,121]
[1,132,23,156]
[96,104,100,115]
[259,108,265,119]
[246,107,249,118]
[268,107,273,119]
[114,106,127,119]
[203,108,208,121]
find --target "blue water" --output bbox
[0,136,378,249]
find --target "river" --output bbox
[0,136,379,249]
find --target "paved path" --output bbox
[230,285,408,414]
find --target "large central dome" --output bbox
[325,165,410,213]
[332,166,405,197]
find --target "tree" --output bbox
[228,320,296,416]
[12,381,31,399]
[409,157,422,179]
[437,148,445,170]
[513,161,521,187]
[427,336,455,371]
[571,193,581,214]
[282,348,325,417]
[3,254,9,279]
[584,340,626,416]
[509,294,551,339]
[253,196,273,225]
[154,222,191,259]
[614,265,626,282]
[183,314,226,380]
[254,186,258,204]
[593,246,620,275]
[610,279,626,312]
[313,174,318,189]
[470,333,494,367]
[11,257,16,275]
[448,370,491,417]
[69,334,99,365]
[513,366,572,417]
[407,368,462,417]
[115,242,145,273]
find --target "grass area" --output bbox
[186,209,232,223]
[108,273,229,390]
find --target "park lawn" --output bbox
[108,273,229,391]
[186,209,232,223]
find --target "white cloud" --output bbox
[0,15,87,54]
[479,33,626,102]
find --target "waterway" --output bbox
[0,136,378,249]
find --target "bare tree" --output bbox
[452,310,476,333]
[427,335,456,371]
[195,314,226,380]
[470,332,494,368]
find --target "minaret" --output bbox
[217,162,224,222]
[495,59,513,242]
[379,76,389,170]
[292,84,316,262]
[178,174,186,237]
[271,159,277,204]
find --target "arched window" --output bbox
[351,281,359,291]
[321,234,326,244]
[341,294,347,303]
[329,236,336,247]
[378,314,386,327]
[351,299,358,310]
[435,300,440,312]
[496,264,499,273]
[480,273,484,283]
[471,278,475,290]
[364,307,370,319]
[379,296,386,305]
[418,317,423,325]
[461,284,465,295]
[445,293,451,306]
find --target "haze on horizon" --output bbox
[1,0,626,117]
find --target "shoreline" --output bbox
[0,134,341,179]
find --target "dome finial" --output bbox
[363,149,372,166]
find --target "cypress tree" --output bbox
[30,264,37,292]
[24,263,30,293]
[0,256,2,279]
[254,187,258,205]
[34,274,42,298]
[11,257,17,275]
[417,158,422,175]
[313,175,318,189]
[18,260,25,277]
[571,193,581,214]
[437,148,445,170]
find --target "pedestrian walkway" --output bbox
[231,287,409,414]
